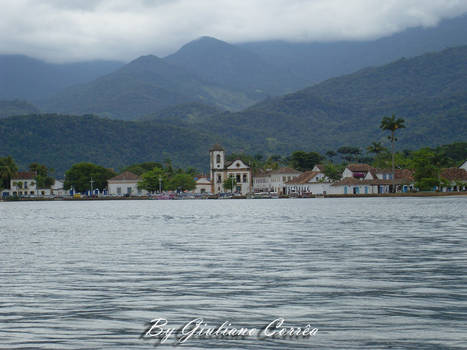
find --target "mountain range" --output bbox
[1,44,466,174]
[1,14,467,119]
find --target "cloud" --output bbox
[0,0,466,62]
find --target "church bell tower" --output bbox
[210,144,225,193]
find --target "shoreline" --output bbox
[1,192,466,202]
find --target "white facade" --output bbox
[108,182,146,196]
[194,176,212,194]
[285,171,333,195]
[51,180,68,196]
[9,172,38,196]
[107,171,148,196]
[253,168,302,194]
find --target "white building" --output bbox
[460,161,467,172]
[439,167,467,192]
[210,144,252,195]
[9,172,38,196]
[51,179,68,197]
[107,171,148,196]
[285,163,415,195]
[254,167,302,194]
[193,175,212,194]
[285,170,334,195]
[335,164,414,194]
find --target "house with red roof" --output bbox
[440,167,467,192]
[285,170,332,195]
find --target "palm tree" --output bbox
[366,141,386,156]
[0,156,18,189]
[380,115,406,191]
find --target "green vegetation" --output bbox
[170,173,196,192]
[133,162,196,193]
[323,163,344,181]
[29,163,55,189]
[2,138,465,194]
[223,177,237,193]
[289,151,324,172]
[138,167,168,193]
[64,163,116,192]
[121,162,163,176]
[380,115,406,187]
[411,149,443,190]
[0,156,18,190]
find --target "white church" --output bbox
[209,144,252,195]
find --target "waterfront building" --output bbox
[9,172,38,196]
[107,171,147,196]
[286,163,415,195]
[253,167,302,194]
[193,175,212,194]
[210,144,252,195]
[439,167,467,192]
[285,170,332,195]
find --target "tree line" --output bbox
[1,115,466,193]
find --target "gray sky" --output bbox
[1,0,467,62]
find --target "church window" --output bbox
[243,174,247,183]
[216,154,221,163]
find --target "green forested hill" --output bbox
[140,102,223,123]
[185,46,467,152]
[301,46,467,107]
[0,114,241,174]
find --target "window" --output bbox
[24,181,28,189]
[217,175,222,183]
[127,187,132,194]
[243,174,247,183]
[117,187,122,195]
[236,174,241,183]
[283,176,286,182]
[236,162,240,168]
[216,154,221,163]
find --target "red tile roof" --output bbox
[269,167,302,175]
[332,177,414,186]
[108,171,141,181]
[347,163,374,172]
[332,177,362,186]
[12,171,36,180]
[286,171,320,184]
[441,167,467,181]
[395,169,414,180]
